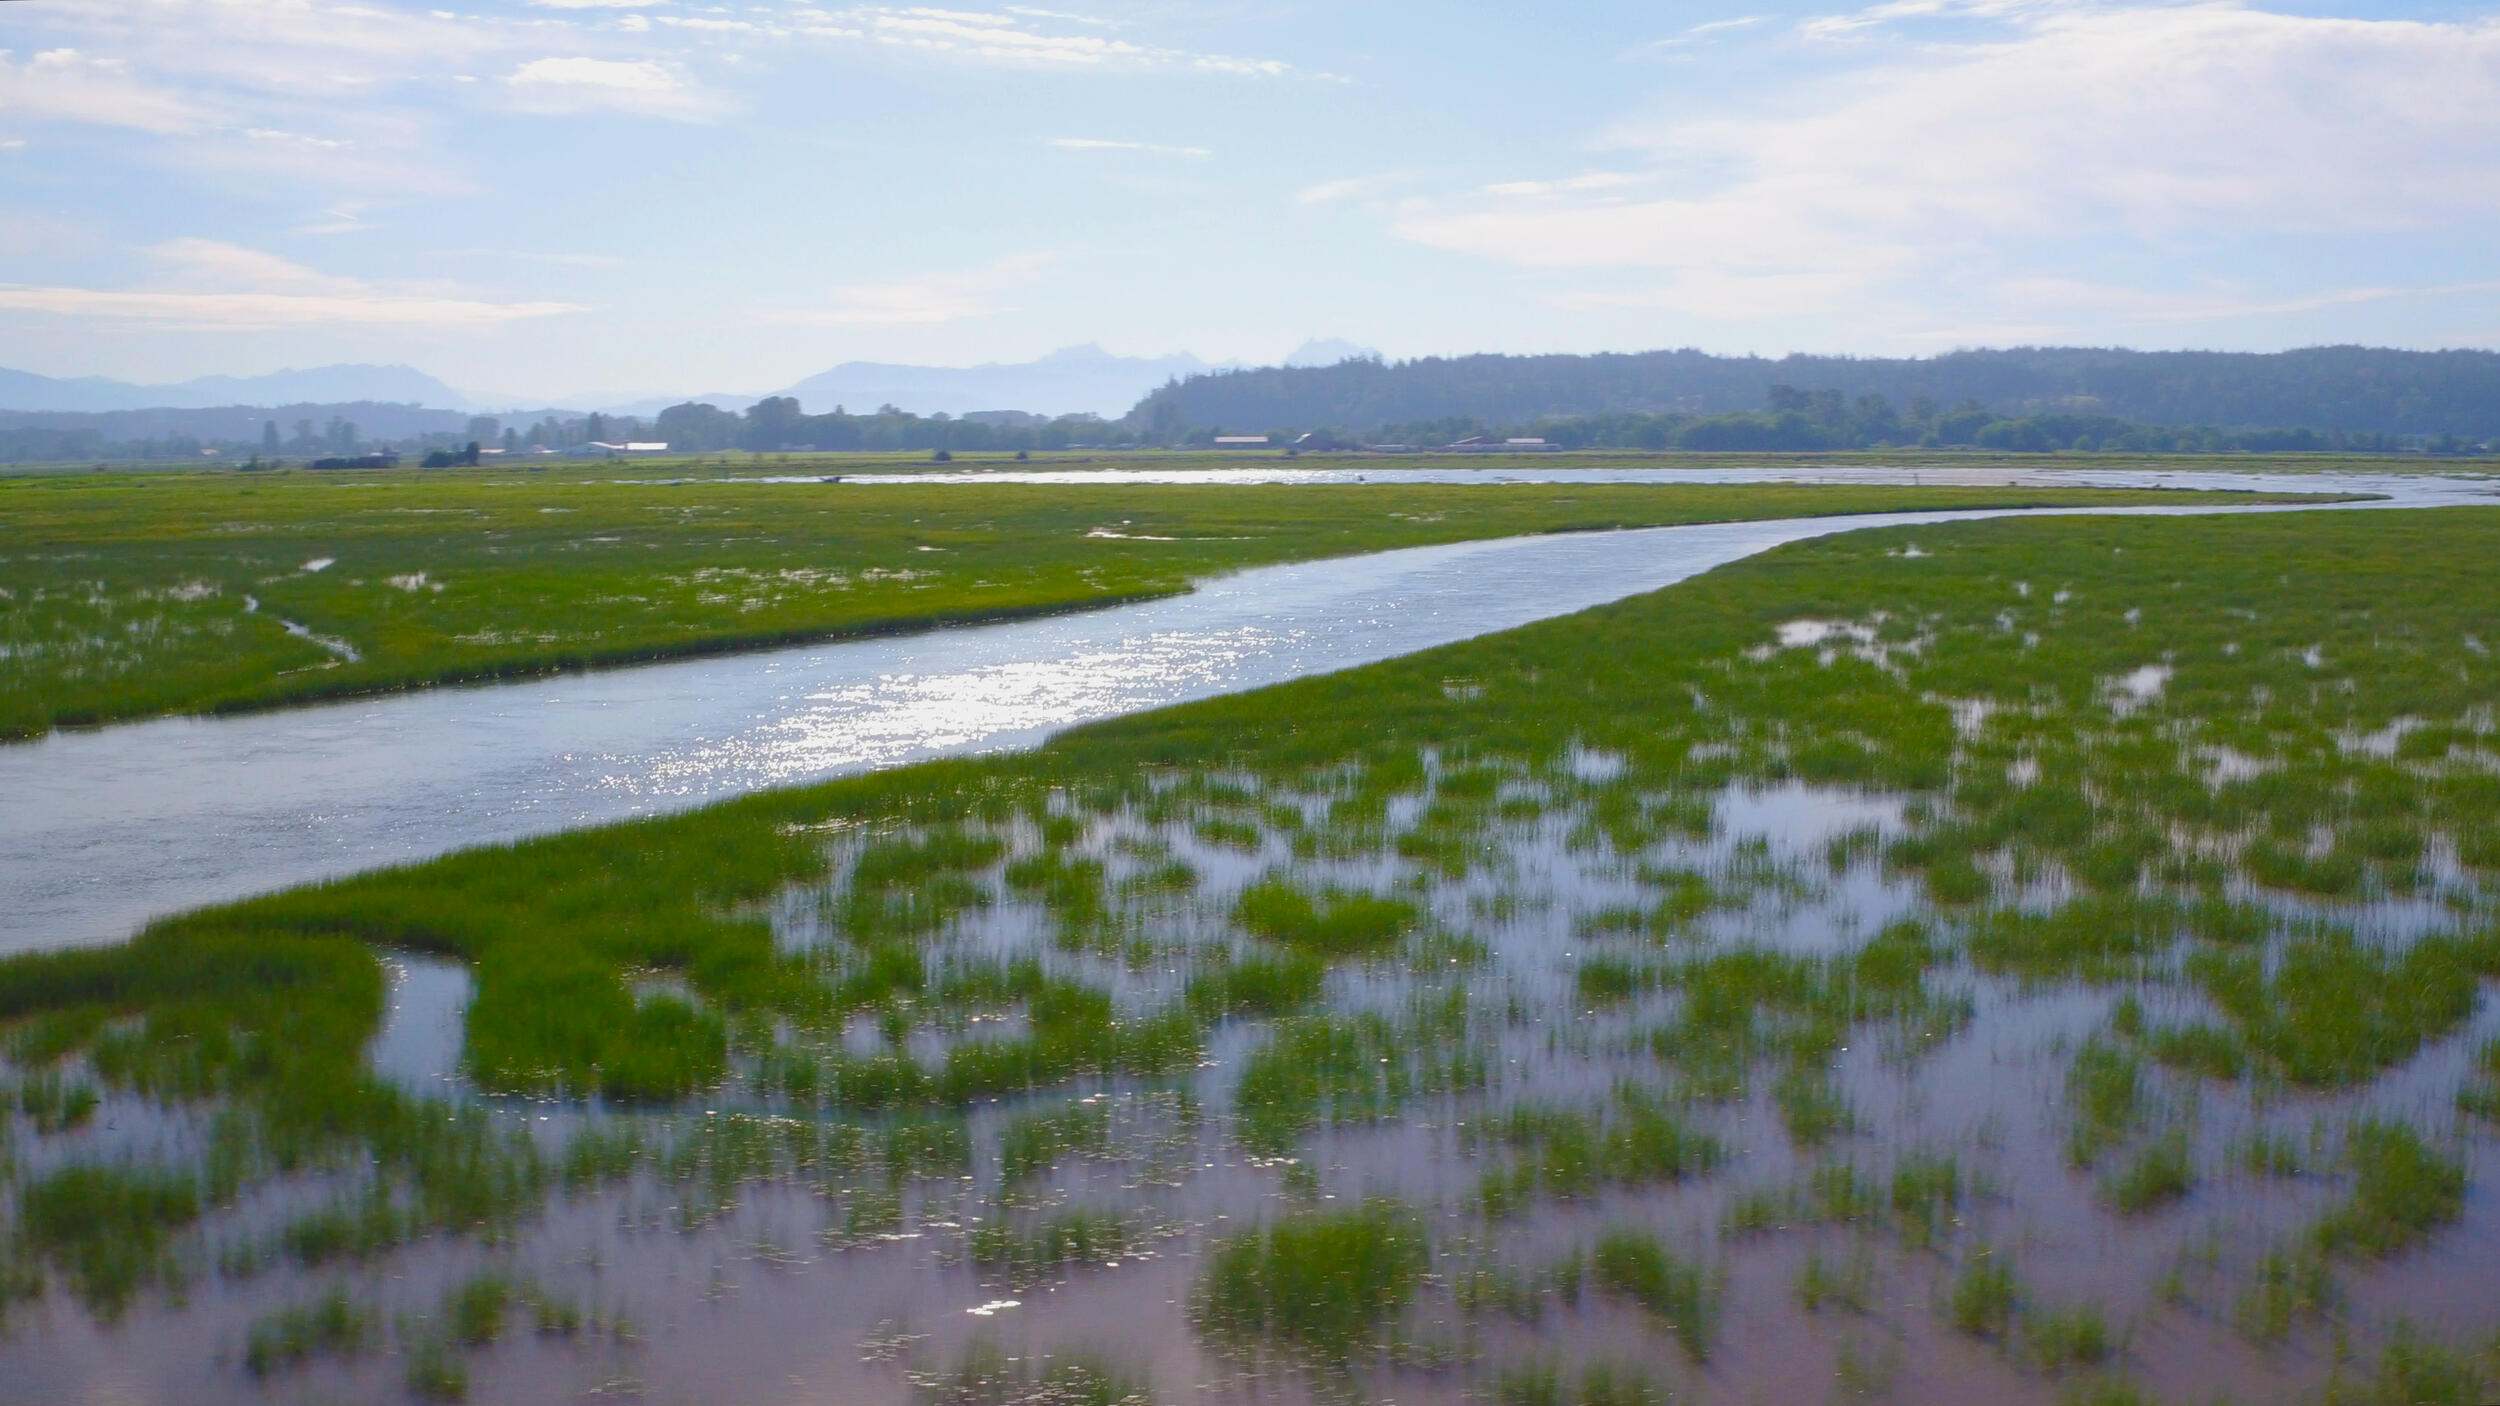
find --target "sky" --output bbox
[1,0,2496,402]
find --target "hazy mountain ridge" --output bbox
[0,364,468,414]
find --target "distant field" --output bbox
[2,445,2491,479]
[0,463,2335,738]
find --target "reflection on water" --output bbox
[367,951,475,1095]
[9,756,2493,1406]
[0,470,2477,956]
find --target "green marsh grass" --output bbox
[1589,1227,1716,1361]
[2106,1130,2197,1213]
[1195,1201,1427,1357]
[1951,1249,2021,1338]
[2312,1120,2465,1257]
[242,1290,372,1376]
[2,469,2277,736]
[919,1339,1155,1406]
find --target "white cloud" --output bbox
[0,238,587,329]
[0,285,586,329]
[761,253,1054,327]
[0,48,214,135]
[1047,137,1212,159]
[505,56,718,119]
[149,238,366,295]
[1397,7,2500,326]
[529,0,672,8]
[1628,15,1767,53]
[1792,0,2068,43]
[1481,171,1651,198]
[1295,173,1414,206]
[796,6,1303,77]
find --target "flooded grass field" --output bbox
[4,506,2498,1404]
[0,462,2340,738]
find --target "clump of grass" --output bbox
[2237,1129,2313,1178]
[445,1271,515,1345]
[1590,1227,1715,1361]
[2458,1037,2500,1122]
[243,1290,372,1376]
[2146,1023,2248,1081]
[404,1337,469,1401]
[1967,895,2186,982]
[2028,1301,2115,1368]
[14,1073,99,1132]
[1497,1359,1668,1406]
[1797,1244,1876,1313]
[1468,1093,1722,1215]
[2066,1040,2142,1166]
[2319,1321,2497,1406]
[1889,1151,1960,1248]
[16,1164,201,1317]
[2312,1120,2464,1257]
[997,1101,1110,1185]
[1805,1160,1881,1224]
[1950,1248,2020,1338]
[1182,951,1325,1020]
[1192,817,1264,851]
[1774,1065,1854,1147]
[1232,879,1419,957]
[967,1208,1142,1282]
[1196,1201,1427,1357]
[2234,1244,2336,1343]
[917,1339,1154,1405]
[2105,1130,2195,1213]
[2186,930,2480,1086]
[1235,1008,1480,1157]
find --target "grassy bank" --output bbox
[0,467,2329,737]
[4,504,2497,1402]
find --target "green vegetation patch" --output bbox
[1196,1201,1428,1357]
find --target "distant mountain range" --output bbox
[0,341,1388,423]
[0,363,468,414]
[600,341,1380,420]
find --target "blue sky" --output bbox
[2,0,2495,402]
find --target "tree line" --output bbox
[1127,345,2500,443]
[1345,386,2458,455]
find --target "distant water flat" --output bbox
[0,471,2481,955]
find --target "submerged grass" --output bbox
[1589,1227,1716,1361]
[1195,1201,1427,1358]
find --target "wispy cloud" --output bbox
[0,239,586,329]
[760,252,1055,327]
[1481,171,1651,198]
[793,6,1306,77]
[1796,0,2053,43]
[0,48,215,135]
[1047,137,1212,158]
[1627,15,1767,55]
[1294,172,1415,206]
[504,56,720,119]
[1398,7,2500,330]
